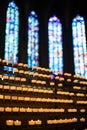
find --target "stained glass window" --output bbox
[72,15,87,78]
[4,1,19,65]
[28,11,39,68]
[48,15,63,75]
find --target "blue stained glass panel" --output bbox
[28,11,39,68]
[72,15,87,78]
[48,15,63,74]
[4,1,19,65]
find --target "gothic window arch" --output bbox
[5,1,19,65]
[72,15,87,78]
[48,15,63,74]
[28,11,39,68]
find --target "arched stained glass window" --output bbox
[72,15,87,78]
[28,11,39,68]
[48,15,63,74]
[4,1,19,65]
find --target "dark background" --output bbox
[0,0,87,74]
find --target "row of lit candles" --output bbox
[0,75,26,82]
[30,72,52,79]
[1,84,86,96]
[0,107,65,113]
[0,85,53,93]
[55,76,64,81]
[32,66,53,74]
[6,119,42,126]
[6,120,21,126]
[73,86,81,90]
[63,73,85,80]
[47,117,86,124]
[0,107,86,113]
[0,94,73,103]
[0,84,86,98]
[6,118,86,125]
[1,59,28,68]
[14,69,29,75]
[77,101,87,104]
[73,75,85,79]
[57,91,74,96]
[1,74,87,88]
[1,94,87,104]
[73,86,87,91]
[31,79,55,86]
[73,80,87,85]
[66,79,87,84]
[57,91,85,97]
[47,117,77,124]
